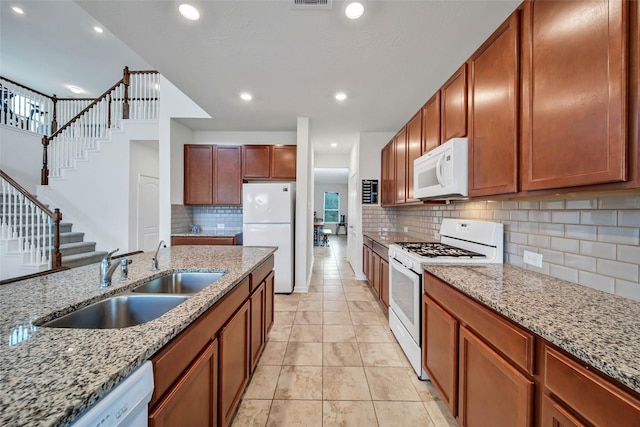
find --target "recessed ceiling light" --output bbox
[179,4,200,21]
[331,143,338,147]
[68,86,83,94]
[240,93,253,101]
[93,26,104,34]
[12,6,24,15]
[345,2,364,19]
[335,92,347,101]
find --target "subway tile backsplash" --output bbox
[171,205,243,234]
[363,193,640,301]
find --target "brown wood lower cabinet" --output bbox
[458,326,533,427]
[171,236,237,246]
[219,301,250,427]
[148,256,275,427]
[149,339,218,427]
[362,237,390,308]
[423,271,640,426]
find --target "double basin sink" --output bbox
[40,272,225,329]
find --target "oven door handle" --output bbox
[390,257,419,278]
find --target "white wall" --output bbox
[295,117,313,293]
[159,75,210,245]
[0,126,42,193]
[315,152,350,168]
[128,140,160,249]
[194,131,296,145]
[347,131,394,278]
[37,122,158,252]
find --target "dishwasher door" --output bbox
[71,361,154,427]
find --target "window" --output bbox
[323,192,339,222]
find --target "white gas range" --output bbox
[387,218,504,379]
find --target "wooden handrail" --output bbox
[0,169,54,217]
[0,75,55,100]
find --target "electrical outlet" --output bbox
[217,224,224,229]
[404,226,409,233]
[523,250,543,268]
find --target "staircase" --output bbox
[0,192,107,280]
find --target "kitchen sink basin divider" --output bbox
[0,168,62,269]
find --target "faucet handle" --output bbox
[105,248,119,263]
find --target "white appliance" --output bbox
[243,182,295,293]
[413,137,468,200]
[388,219,504,379]
[71,361,154,427]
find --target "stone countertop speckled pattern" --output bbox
[363,232,435,247]
[0,245,276,427]
[423,264,640,395]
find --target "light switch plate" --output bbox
[523,250,543,268]
[404,226,409,232]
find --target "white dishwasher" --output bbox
[71,361,154,427]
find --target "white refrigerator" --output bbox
[242,182,295,293]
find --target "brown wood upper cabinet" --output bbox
[520,0,628,191]
[441,64,468,142]
[468,10,520,198]
[394,127,407,204]
[422,91,441,154]
[380,141,395,206]
[406,110,422,202]
[184,145,242,206]
[242,145,297,181]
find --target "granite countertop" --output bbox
[423,264,640,394]
[0,245,276,427]
[363,231,435,247]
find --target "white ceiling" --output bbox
[1,0,519,157]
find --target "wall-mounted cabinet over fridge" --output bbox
[362,180,378,204]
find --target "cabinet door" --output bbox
[371,251,381,298]
[520,0,628,190]
[184,145,213,205]
[406,111,422,202]
[379,258,389,308]
[423,295,458,417]
[468,11,519,197]
[422,92,441,153]
[381,142,395,206]
[458,326,533,427]
[264,271,275,335]
[219,301,250,427]
[540,395,586,427]
[271,145,297,180]
[394,127,407,204]
[214,146,242,205]
[441,64,468,141]
[171,236,236,246]
[242,145,271,179]
[249,282,265,373]
[150,339,218,427]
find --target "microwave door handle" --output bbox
[435,153,446,187]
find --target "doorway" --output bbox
[137,174,159,251]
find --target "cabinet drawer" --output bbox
[372,241,388,262]
[171,236,236,246]
[150,277,250,407]
[424,273,534,374]
[544,346,640,427]
[251,256,274,292]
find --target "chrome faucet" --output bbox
[99,248,119,288]
[152,240,166,271]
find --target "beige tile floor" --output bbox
[232,235,458,427]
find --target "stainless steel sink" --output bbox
[40,294,190,329]
[131,272,225,294]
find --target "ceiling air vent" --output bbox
[292,0,332,10]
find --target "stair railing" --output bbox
[0,169,61,269]
[0,76,56,135]
[40,67,159,184]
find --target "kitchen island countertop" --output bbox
[0,245,276,427]
[424,263,640,395]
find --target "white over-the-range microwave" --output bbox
[413,137,468,200]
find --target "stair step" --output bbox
[59,231,85,245]
[62,251,108,269]
[58,241,97,257]
[1,223,73,235]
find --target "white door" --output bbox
[137,174,159,252]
